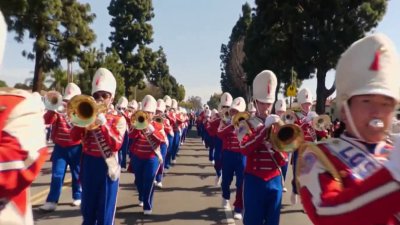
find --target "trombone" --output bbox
[131,110,150,130]
[67,95,108,130]
[44,91,63,111]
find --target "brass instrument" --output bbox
[281,110,297,124]
[131,110,149,130]
[220,108,231,123]
[153,115,164,124]
[311,115,332,131]
[270,123,304,152]
[44,91,63,111]
[67,95,108,130]
[232,112,251,129]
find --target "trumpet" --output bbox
[153,115,164,124]
[131,110,149,130]
[67,95,108,130]
[270,123,304,152]
[232,112,251,129]
[44,91,63,111]
[281,110,297,124]
[311,115,332,131]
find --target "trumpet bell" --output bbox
[67,95,107,130]
[232,112,251,128]
[44,91,63,111]
[270,124,304,152]
[281,110,296,124]
[153,115,164,124]
[312,115,332,131]
[131,110,149,130]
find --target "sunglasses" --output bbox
[93,92,111,100]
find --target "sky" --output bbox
[1,0,400,104]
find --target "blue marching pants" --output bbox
[46,144,82,203]
[221,150,246,213]
[156,143,168,183]
[81,154,119,225]
[170,131,181,161]
[164,134,174,169]
[213,137,223,177]
[208,135,215,162]
[132,155,160,210]
[243,174,282,225]
[118,131,129,169]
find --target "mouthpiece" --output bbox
[369,119,384,128]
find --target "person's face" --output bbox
[93,91,113,107]
[301,102,312,113]
[255,100,272,119]
[341,94,396,143]
[156,110,163,115]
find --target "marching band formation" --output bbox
[2,9,400,225]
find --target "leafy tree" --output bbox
[0,0,96,92]
[220,3,252,99]
[108,0,155,97]
[44,68,69,92]
[0,80,7,87]
[187,96,203,111]
[179,101,193,110]
[244,0,387,113]
[175,84,185,102]
[207,93,222,110]
[132,83,163,102]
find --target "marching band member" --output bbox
[127,100,138,118]
[238,71,287,225]
[116,96,130,169]
[163,95,175,169]
[154,99,172,187]
[169,99,183,164]
[0,13,48,224]
[180,108,189,145]
[129,95,165,215]
[297,34,400,225]
[290,88,328,204]
[217,97,246,220]
[274,99,289,192]
[70,68,126,225]
[205,109,217,165]
[40,83,83,211]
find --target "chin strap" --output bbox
[342,101,364,141]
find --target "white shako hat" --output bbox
[91,68,116,98]
[128,100,138,110]
[117,96,128,109]
[274,99,287,112]
[63,83,81,100]
[163,95,172,107]
[230,97,246,112]
[336,33,400,108]
[297,88,313,105]
[141,95,157,113]
[247,102,256,112]
[156,99,166,112]
[171,99,178,110]
[220,92,233,107]
[252,70,277,103]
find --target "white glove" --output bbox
[384,134,400,182]
[145,124,155,134]
[306,111,318,123]
[265,114,281,128]
[96,113,107,126]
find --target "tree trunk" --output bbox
[32,47,45,92]
[315,67,336,114]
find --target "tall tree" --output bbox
[0,0,96,92]
[108,0,155,97]
[220,3,252,99]
[207,93,222,110]
[187,96,203,111]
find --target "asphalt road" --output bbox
[31,129,312,225]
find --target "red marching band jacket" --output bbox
[70,110,126,157]
[44,111,81,147]
[217,121,242,153]
[294,111,328,142]
[298,135,400,225]
[129,121,166,159]
[163,117,174,137]
[0,90,48,224]
[206,117,221,137]
[240,117,287,181]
